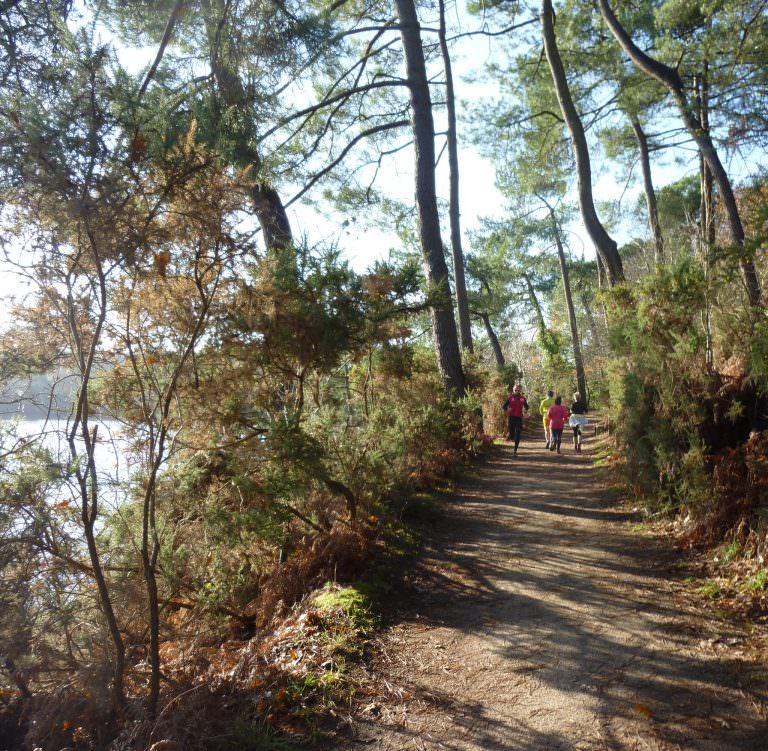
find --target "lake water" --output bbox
[3,417,135,509]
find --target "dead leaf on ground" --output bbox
[634,702,653,718]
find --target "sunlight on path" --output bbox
[344,427,767,751]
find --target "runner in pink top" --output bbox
[546,396,569,454]
[503,383,529,457]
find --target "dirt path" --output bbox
[342,427,768,750]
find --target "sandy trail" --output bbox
[342,428,768,750]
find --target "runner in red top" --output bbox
[503,384,529,456]
[546,396,570,455]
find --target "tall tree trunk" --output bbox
[695,68,716,252]
[80,483,126,711]
[595,256,610,327]
[141,484,161,718]
[629,114,663,266]
[136,0,186,105]
[138,423,172,719]
[438,0,473,352]
[540,0,625,285]
[480,312,505,367]
[395,0,465,396]
[66,261,125,711]
[248,184,294,255]
[597,0,761,307]
[545,203,588,406]
[202,0,293,255]
[700,156,715,250]
[696,72,715,373]
[523,271,548,336]
[581,291,599,338]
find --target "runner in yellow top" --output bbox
[539,390,555,449]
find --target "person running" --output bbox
[569,391,589,452]
[503,383,529,457]
[546,396,569,454]
[539,389,555,448]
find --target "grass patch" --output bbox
[400,489,443,523]
[698,580,722,599]
[313,583,372,615]
[719,538,741,566]
[225,719,298,751]
[312,583,376,658]
[287,673,320,697]
[745,570,767,592]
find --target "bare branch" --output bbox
[137,0,186,104]
[284,119,409,208]
[259,80,408,144]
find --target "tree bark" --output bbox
[395,0,465,396]
[695,69,716,252]
[523,271,547,336]
[597,0,761,307]
[540,0,625,286]
[480,312,505,367]
[581,291,599,338]
[202,0,293,255]
[438,0,473,352]
[701,155,715,249]
[66,239,125,711]
[696,73,715,373]
[546,204,588,406]
[594,256,610,327]
[630,114,663,266]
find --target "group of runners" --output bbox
[502,384,588,456]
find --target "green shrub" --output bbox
[604,261,709,504]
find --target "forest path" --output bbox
[341,426,768,750]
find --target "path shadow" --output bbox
[345,433,767,750]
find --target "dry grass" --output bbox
[250,524,374,627]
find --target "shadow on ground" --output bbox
[340,430,768,750]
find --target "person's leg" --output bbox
[512,417,522,454]
[555,428,563,453]
[543,416,550,447]
[576,426,582,451]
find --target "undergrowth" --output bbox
[106,441,474,751]
[605,259,768,609]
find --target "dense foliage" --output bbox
[0,0,767,749]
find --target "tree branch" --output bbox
[137,0,186,104]
[259,80,409,144]
[284,119,409,208]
